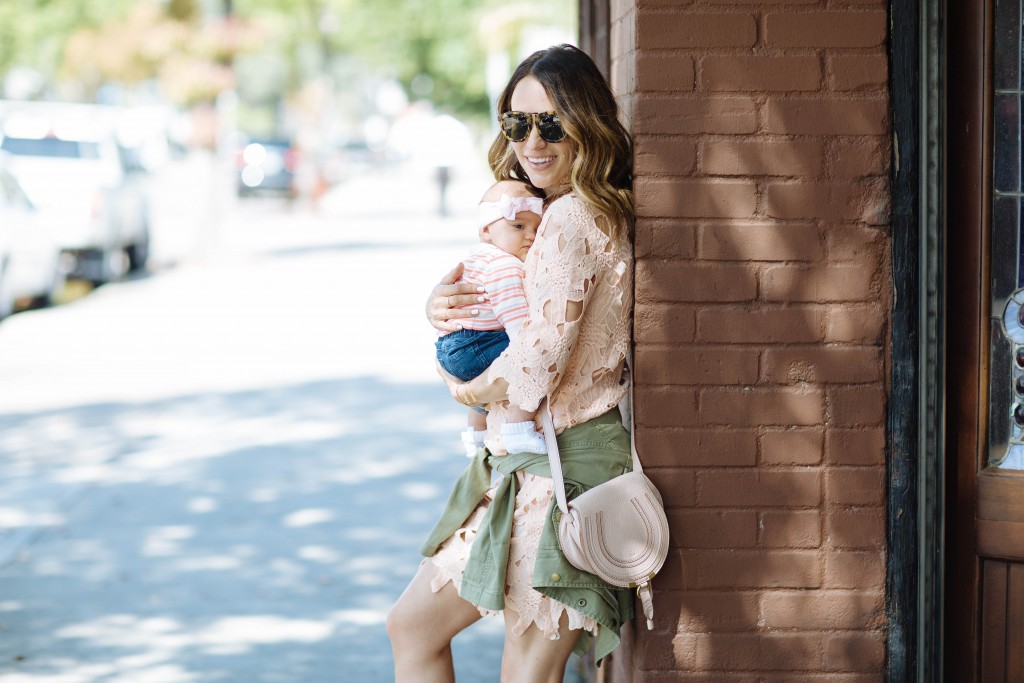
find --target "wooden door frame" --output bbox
[888,0,947,680]
[944,0,988,680]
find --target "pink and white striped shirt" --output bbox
[444,243,528,338]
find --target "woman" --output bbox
[387,44,634,683]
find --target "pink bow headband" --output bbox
[478,193,544,228]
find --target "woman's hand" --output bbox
[426,263,486,332]
[436,361,509,408]
[436,362,481,407]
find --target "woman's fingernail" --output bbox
[455,323,463,330]
[471,309,480,315]
[476,286,485,292]
[477,296,485,303]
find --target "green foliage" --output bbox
[232,0,575,118]
[0,0,575,117]
[0,0,138,85]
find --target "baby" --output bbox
[435,179,548,456]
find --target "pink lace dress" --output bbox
[428,193,633,640]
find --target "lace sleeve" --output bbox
[487,199,606,412]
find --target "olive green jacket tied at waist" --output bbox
[420,409,634,662]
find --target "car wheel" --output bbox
[127,228,150,273]
[89,248,128,288]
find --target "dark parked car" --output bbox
[235,137,297,197]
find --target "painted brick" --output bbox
[828,385,886,426]
[761,264,878,302]
[635,302,697,343]
[636,386,698,427]
[825,303,886,343]
[655,548,686,591]
[762,346,883,384]
[636,260,758,302]
[702,55,822,92]
[641,428,759,467]
[643,429,762,466]
[764,182,870,222]
[698,306,826,343]
[693,632,824,670]
[764,97,888,135]
[636,178,758,218]
[827,508,885,549]
[645,467,697,508]
[635,346,759,385]
[699,222,823,261]
[825,550,885,589]
[859,179,891,226]
[633,96,758,135]
[635,222,697,260]
[765,11,887,48]
[823,632,886,672]
[830,137,889,177]
[698,469,822,507]
[758,510,822,548]
[701,387,824,426]
[684,549,823,589]
[762,676,884,683]
[701,139,824,177]
[831,54,889,91]
[638,12,757,48]
[824,429,885,466]
[635,136,698,175]
[760,590,883,629]
[667,590,760,632]
[636,53,696,92]
[824,225,886,261]
[669,510,757,548]
[826,467,885,506]
[638,674,760,683]
[638,630,699,671]
[761,429,824,465]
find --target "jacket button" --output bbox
[551,573,561,582]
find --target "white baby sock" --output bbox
[501,421,547,455]
[461,429,487,458]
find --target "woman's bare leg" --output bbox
[499,608,581,683]
[387,560,484,682]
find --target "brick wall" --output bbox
[605,1,890,680]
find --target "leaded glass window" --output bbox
[990,0,1024,468]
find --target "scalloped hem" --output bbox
[426,472,598,641]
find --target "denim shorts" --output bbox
[435,328,510,382]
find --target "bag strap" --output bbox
[542,352,642,516]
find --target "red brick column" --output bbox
[609,1,891,680]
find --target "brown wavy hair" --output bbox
[488,44,634,241]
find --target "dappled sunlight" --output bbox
[0,373,500,680]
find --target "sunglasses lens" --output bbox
[501,115,530,142]
[538,114,565,142]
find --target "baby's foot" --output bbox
[461,429,487,458]
[501,421,547,454]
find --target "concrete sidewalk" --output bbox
[0,162,588,682]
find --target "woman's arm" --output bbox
[483,201,605,412]
[425,263,486,332]
[436,362,510,407]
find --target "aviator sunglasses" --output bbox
[498,111,567,143]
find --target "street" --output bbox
[0,162,523,682]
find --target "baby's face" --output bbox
[483,209,542,261]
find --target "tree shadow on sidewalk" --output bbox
[0,375,505,682]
